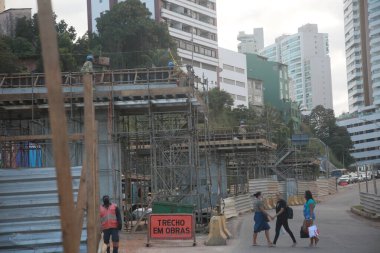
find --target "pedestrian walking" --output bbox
[252,191,274,247]
[272,192,297,247]
[303,190,319,247]
[100,195,122,253]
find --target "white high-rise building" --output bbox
[260,24,333,112]
[87,0,218,86]
[237,28,264,54]
[160,0,218,86]
[218,48,248,107]
[337,109,380,167]
[344,0,380,113]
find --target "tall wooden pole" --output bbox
[37,1,78,252]
[83,74,97,252]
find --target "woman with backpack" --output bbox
[272,192,297,247]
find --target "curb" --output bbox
[351,206,380,221]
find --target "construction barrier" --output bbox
[205,216,227,246]
[360,192,380,217]
[235,194,253,214]
[223,197,238,219]
[219,215,232,239]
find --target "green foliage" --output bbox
[96,0,177,68]
[0,38,19,73]
[308,105,336,142]
[305,105,355,166]
[1,13,83,73]
[206,88,290,146]
[9,37,35,57]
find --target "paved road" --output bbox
[123,182,380,253]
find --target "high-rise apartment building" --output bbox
[237,28,264,54]
[160,0,218,86]
[344,0,380,113]
[260,24,333,113]
[87,0,218,86]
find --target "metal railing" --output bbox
[0,67,181,88]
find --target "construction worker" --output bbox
[81,54,94,73]
[147,192,153,208]
[238,120,247,140]
[100,195,122,253]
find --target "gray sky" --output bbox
[6,0,348,115]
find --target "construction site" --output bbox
[0,3,338,252]
[0,65,339,251]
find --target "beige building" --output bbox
[0,8,31,37]
[0,0,5,13]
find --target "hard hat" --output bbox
[86,54,94,61]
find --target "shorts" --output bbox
[103,228,119,244]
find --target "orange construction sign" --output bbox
[149,214,194,240]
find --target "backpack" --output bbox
[287,206,294,219]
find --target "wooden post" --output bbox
[36,1,79,252]
[84,74,97,252]
[94,121,101,244]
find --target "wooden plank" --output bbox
[94,122,101,245]
[0,134,83,142]
[83,74,97,253]
[36,1,80,252]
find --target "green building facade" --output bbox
[246,53,301,132]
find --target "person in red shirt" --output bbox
[100,195,122,253]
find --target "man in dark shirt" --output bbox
[272,192,297,246]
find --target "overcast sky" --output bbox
[6,0,348,115]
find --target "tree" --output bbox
[306,105,355,167]
[308,105,336,142]
[206,88,234,127]
[256,105,289,146]
[0,39,19,73]
[96,0,177,68]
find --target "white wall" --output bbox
[218,47,248,107]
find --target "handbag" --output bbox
[300,225,309,238]
[264,214,270,222]
[300,219,312,238]
[287,206,293,219]
[308,225,320,237]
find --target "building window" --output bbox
[223,64,234,71]
[255,83,261,89]
[235,67,245,74]
[236,81,245,87]
[223,78,235,85]
[236,95,246,101]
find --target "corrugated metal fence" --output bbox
[223,178,338,219]
[222,194,252,219]
[360,192,380,217]
[0,167,87,252]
